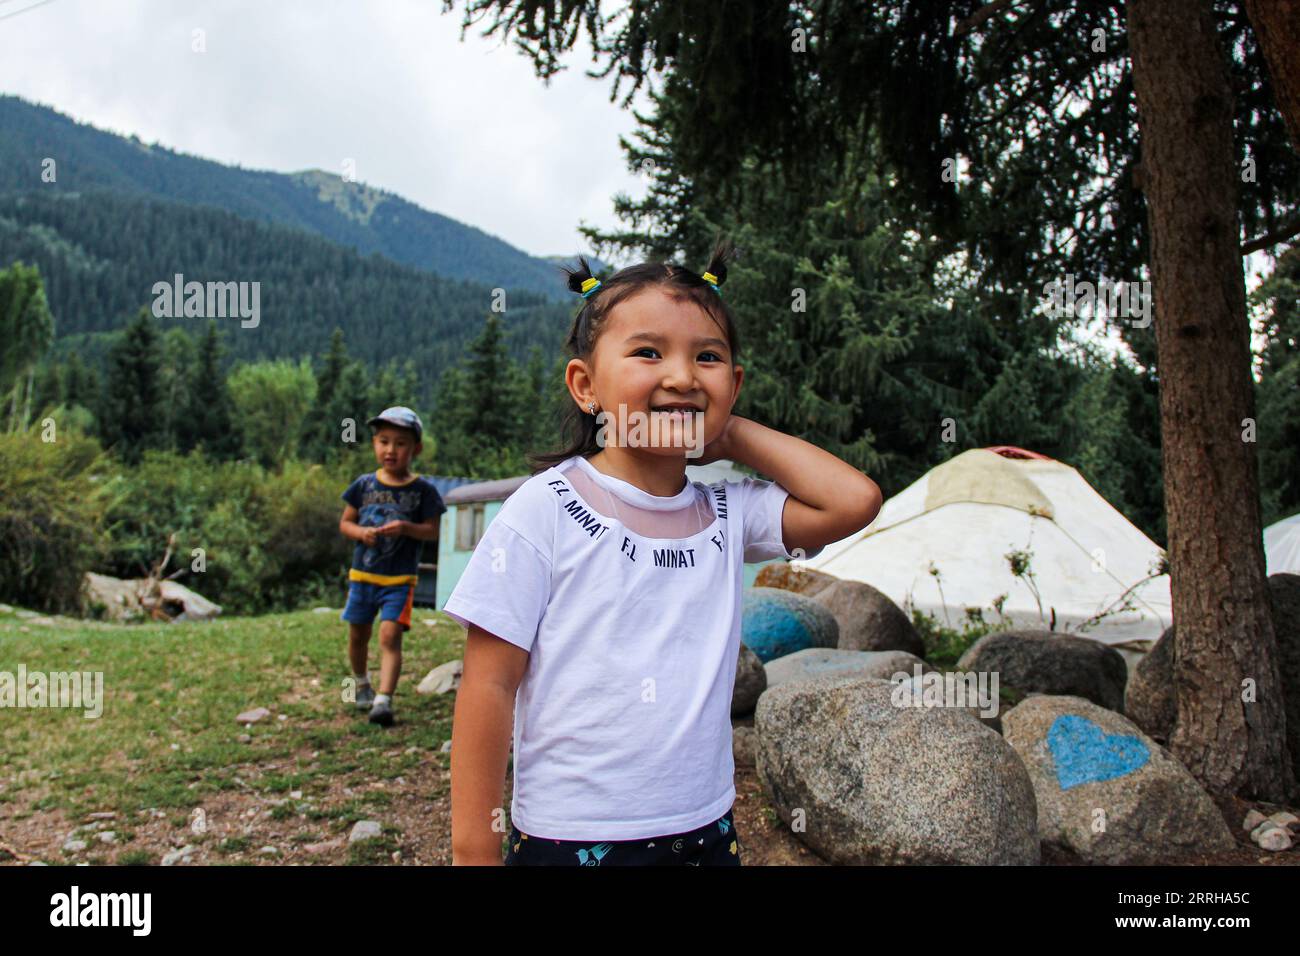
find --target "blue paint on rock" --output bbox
[1047,714,1150,790]
[740,588,838,664]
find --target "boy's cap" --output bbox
[367,406,423,441]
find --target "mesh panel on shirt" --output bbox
[556,457,718,539]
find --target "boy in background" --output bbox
[339,406,446,726]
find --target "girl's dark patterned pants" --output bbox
[504,807,741,866]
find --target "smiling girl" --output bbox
[445,239,882,865]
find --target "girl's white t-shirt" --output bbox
[441,453,822,840]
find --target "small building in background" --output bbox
[426,473,530,609]
[411,475,496,608]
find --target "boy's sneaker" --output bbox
[354,683,376,711]
[368,698,394,727]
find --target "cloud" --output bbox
[0,0,651,258]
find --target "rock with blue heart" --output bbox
[1047,713,1149,789]
[742,587,838,664]
[1003,695,1234,864]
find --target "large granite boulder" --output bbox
[741,587,838,664]
[754,674,1040,865]
[1002,695,1234,864]
[812,579,926,657]
[957,629,1127,713]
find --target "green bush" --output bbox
[0,428,113,612]
[100,452,356,614]
[911,605,1006,670]
[197,460,349,613]
[101,448,246,579]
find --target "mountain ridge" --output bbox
[0,95,607,296]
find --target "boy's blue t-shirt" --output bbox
[341,473,447,584]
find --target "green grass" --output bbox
[346,825,403,865]
[0,606,463,828]
[217,836,252,855]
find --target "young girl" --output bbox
[445,240,882,866]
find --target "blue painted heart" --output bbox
[1047,714,1150,790]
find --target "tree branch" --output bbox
[1241,215,1300,256]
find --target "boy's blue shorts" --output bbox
[340,581,415,632]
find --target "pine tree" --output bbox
[184,320,240,458]
[100,309,164,464]
[303,328,349,459]
[157,326,196,451]
[63,351,98,411]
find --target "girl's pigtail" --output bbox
[700,237,737,294]
[563,256,602,299]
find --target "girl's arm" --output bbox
[720,416,883,557]
[450,623,530,865]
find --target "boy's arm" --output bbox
[340,504,376,545]
[722,415,883,557]
[451,623,529,865]
[396,518,440,541]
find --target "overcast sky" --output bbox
[0,0,652,260]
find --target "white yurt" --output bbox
[1264,512,1300,575]
[795,446,1172,649]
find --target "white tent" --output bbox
[796,447,1172,647]
[1264,512,1300,575]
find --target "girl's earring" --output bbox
[588,402,598,415]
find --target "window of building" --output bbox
[456,503,487,550]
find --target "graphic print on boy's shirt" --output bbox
[341,473,446,582]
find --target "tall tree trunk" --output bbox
[1128,0,1293,800]
[7,381,19,433]
[1243,0,1300,153]
[21,367,34,430]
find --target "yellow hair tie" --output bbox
[579,277,602,298]
[701,271,722,295]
